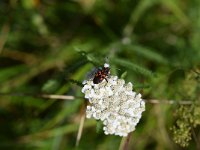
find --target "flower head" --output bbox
[82,64,145,136]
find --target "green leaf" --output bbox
[42,79,60,93]
[124,45,168,64]
[96,120,103,134]
[112,58,154,77]
[120,71,127,79]
[0,65,27,82]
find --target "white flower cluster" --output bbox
[82,65,145,136]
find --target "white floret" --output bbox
[82,74,145,136]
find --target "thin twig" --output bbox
[0,92,196,105]
[119,133,132,150]
[40,94,75,100]
[0,92,77,100]
[76,112,86,147]
[145,99,193,105]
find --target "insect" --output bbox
[93,63,110,84]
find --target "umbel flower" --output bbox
[82,63,145,136]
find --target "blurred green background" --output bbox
[0,0,200,149]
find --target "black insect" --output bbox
[93,65,110,84]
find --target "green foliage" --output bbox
[117,44,168,64]
[96,120,104,134]
[171,106,193,147]
[170,70,200,147]
[171,105,200,147]
[112,58,154,77]
[42,79,60,93]
[0,0,200,149]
